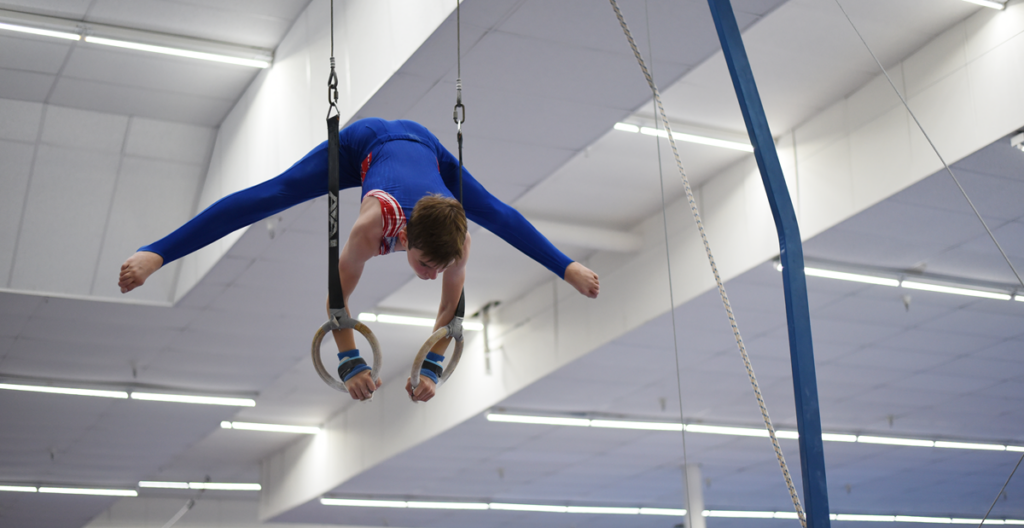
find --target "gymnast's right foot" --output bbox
[119,251,163,293]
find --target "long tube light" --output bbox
[0,9,271,68]
[38,487,138,497]
[358,312,483,331]
[775,262,1019,301]
[614,122,754,152]
[139,481,260,491]
[0,484,138,497]
[220,421,320,435]
[84,36,269,68]
[318,497,1024,524]
[486,413,1024,453]
[0,382,127,399]
[129,392,255,407]
[0,382,255,407]
[963,0,1006,10]
[0,21,79,40]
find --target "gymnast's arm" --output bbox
[333,197,384,400]
[406,231,471,403]
[437,152,599,298]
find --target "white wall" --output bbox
[0,97,214,305]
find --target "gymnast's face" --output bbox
[407,247,445,280]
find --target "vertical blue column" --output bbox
[705,1,831,527]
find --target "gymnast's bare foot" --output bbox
[565,262,599,298]
[119,251,163,293]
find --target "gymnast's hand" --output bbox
[119,251,164,293]
[406,376,436,402]
[565,262,600,298]
[345,370,381,401]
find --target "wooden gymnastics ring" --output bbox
[409,317,464,393]
[311,313,382,393]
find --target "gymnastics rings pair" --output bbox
[310,313,464,395]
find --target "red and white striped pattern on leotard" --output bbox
[365,189,406,256]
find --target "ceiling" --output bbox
[1,0,1023,528]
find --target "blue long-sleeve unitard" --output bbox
[140,118,573,278]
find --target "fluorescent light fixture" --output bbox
[321,498,409,508]
[777,263,1019,301]
[406,501,488,510]
[486,413,590,427]
[130,392,255,407]
[857,436,935,448]
[901,281,1011,301]
[139,481,259,491]
[188,482,260,491]
[84,36,269,68]
[635,125,754,152]
[0,21,80,40]
[220,421,320,435]
[805,267,899,287]
[706,510,775,518]
[490,503,569,513]
[0,382,128,399]
[139,481,190,489]
[590,419,681,431]
[641,507,688,516]
[897,515,957,524]
[567,506,639,515]
[935,441,1006,451]
[318,497,1024,524]
[837,514,897,522]
[488,412,1012,453]
[615,122,753,151]
[38,487,137,497]
[821,433,858,443]
[684,424,772,437]
[357,312,482,331]
[963,0,1006,10]
[0,485,37,493]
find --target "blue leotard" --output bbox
[140,118,573,278]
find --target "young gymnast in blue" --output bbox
[119,118,600,401]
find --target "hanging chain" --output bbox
[609,0,806,525]
[453,0,465,204]
[327,0,339,119]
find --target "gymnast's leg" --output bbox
[119,140,340,293]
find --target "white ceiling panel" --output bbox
[123,117,214,165]
[0,97,42,141]
[0,0,91,17]
[94,156,206,301]
[0,140,34,286]
[0,33,71,74]
[0,67,57,101]
[48,76,234,127]
[10,145,120,294]
[41,104,128,153]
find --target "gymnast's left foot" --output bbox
[119,251,163,293]
[565,262,600,299]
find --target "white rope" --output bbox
[608,1,806,525]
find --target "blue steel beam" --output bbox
[705,1,831,527]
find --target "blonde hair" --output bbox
[406,194,467,266]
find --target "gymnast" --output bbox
[118,118,600,402]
